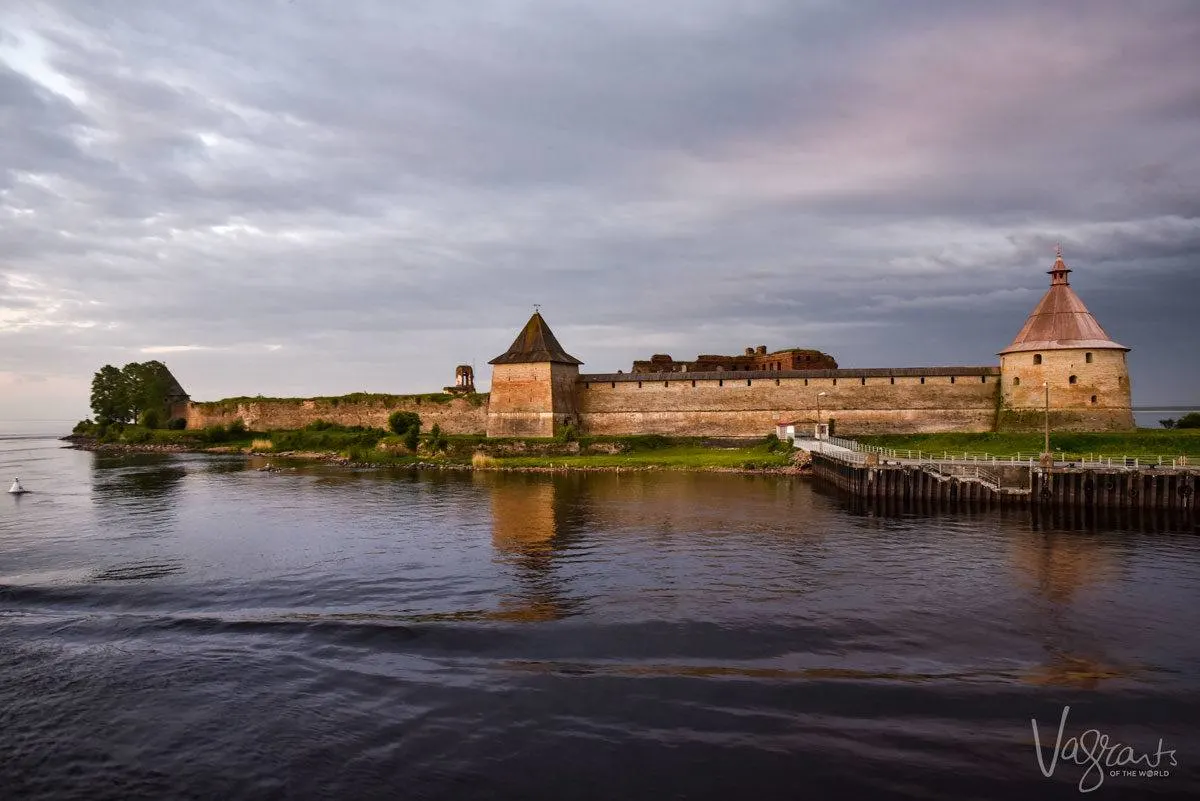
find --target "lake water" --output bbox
[2,433,1198,800]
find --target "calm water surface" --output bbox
[2,432,1198,800]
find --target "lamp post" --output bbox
[816,391,828,444]
[1043,380,1051,459]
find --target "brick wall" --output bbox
[999,348,1133,431]
[575,369,1001,436]
[186,395,488,434]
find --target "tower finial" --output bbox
[1048,242,1071,286]
[533,303,541,314]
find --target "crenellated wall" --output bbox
[575,367,1002,436]
[186,394,489,434]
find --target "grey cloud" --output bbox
[1,0,1198,420]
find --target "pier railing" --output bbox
[818,435,1193,470]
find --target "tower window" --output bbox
[1033,354,1042,365]
[719,379,724,387]
[691,380,696,388]
[774,378,780,386]
[1085,352,1093,363]
[1091,395,1097,404]
[833,378,838,386]
[746,379,752,386]
[637,381,642,388]
[950,376,956,384]
[585,383,590,389]
[981,376,987,383]
[920,376,925,385]
[664,381,669,388]
[1013,377,1021,386]
[804,379,808,387]
[1069,375,1077,385]
[861,377,866,385]
[890,377,895,385]
[610,382,616,389]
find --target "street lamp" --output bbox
[1042,380,1051,460]
[816,391,828,443]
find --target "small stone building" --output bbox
[485,312,582,438]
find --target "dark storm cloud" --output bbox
[1,0,1198,418]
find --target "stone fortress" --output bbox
[184,249,1134,436]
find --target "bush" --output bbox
[764,432,780,452]
[167,417,187,430]
[139,409,161,429]
[556,423,578,444]
[388,411,421,436]
[1176,413,1200,429]
[73,419,95,435]
[403,425,419,452]
[228,419,247,436]
[429,424,449,453]
[124,427,152,444]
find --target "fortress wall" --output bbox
[999,348,1133,430]
[576,371,1000,436]
[186,395,488,434]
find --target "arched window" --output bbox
[1013,377,1021,387]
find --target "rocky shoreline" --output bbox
[61,435,811,475]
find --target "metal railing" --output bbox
[801,435,1194,470]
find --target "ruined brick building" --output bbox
[186,250,1134,436]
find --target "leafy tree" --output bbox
[429,423,448,452]
[1160,419,1177,429]
[388,410,421,436]
[90,365,131,424]
[403,424,420,453]
[1176,412,1200,429]
[122,360,175,425]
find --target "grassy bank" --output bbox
[69,422,798,471]
[854,430,1200,461]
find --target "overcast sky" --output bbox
[2,0,1198,421]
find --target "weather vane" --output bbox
[533,304,541,313]
[1055,242,1063,259]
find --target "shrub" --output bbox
[1176,413,1200,429]
[388,411,421,436]
[764,432,780,452]
[556,423,578,444]
[139,409,161,429]
[472,452,497,468]
[167,417,187,430]
[429,423,448,452]
[123,427,152,444]
[73,419,95,435]
[228,419,247,436]
[403,425,419,452]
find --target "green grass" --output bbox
[489,441,793,470]
[854,430,1200,461]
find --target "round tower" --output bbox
[998,247,1133,431]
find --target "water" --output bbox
[2,435,1198,800]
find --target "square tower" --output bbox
[486,312,582,438]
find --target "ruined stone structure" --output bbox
[183,250,1133,436]
[446,364,475,394]
[632,346,837,373]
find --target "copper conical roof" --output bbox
[489,312,583,365]
[999,249,1127,355]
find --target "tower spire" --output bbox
[1048,242,1071,286]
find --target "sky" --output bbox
[2,0,1198,421]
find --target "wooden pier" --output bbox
[810,452,1197,515]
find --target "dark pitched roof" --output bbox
[489,312,583,365]
[999,250,1127,354]
[159,365,190,400]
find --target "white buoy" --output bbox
[8,477,26,494]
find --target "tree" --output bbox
[388,410,421,436]
[1175,412,1200,429]
[1160,419,1177,429]
[90,365,131,425]
[122,360,174,425]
